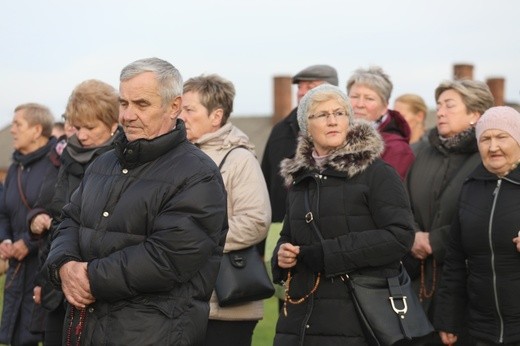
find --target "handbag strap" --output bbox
[17,165,32,210]
[218,146,247,170]
[304,186,324,242]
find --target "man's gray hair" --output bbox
[120,57,183,105]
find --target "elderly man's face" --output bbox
[119,72,181,141]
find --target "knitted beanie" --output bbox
[476,106,520,145]
[297,84,353,135]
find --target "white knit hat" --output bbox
[476,106,520,145]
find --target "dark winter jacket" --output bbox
[271,121,415,346]
[45,120,228,346]
[378,109,414,180]
[405,127,481,314]
[261,108,299,223]
[0,138,59,345]
[434,164,520,344]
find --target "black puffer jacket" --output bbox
[271,121,414,346]
[434,164,520,344]
[404,127,481,314]
[46,120,228,346]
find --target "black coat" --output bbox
[271,122,415,346]
[0,138,59,345]
[45,120,228,345]
[434,164,520,344]
[404,128,481,314]
[261,108,299,222]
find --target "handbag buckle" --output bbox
[305,212,313,223]
[389,296,408,316]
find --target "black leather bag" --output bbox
[215,246,275,307]
[343,265,434,346]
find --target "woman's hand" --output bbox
[30,213,52,235]
[411,231,432,260]
[277,243,300,269]
[33,285,42,305]
[439,331,457,345]
[0,240,12,260]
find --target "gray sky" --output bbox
[1,0,519,129]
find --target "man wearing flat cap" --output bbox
[260,64,338,244]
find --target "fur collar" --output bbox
[280,120,384,186]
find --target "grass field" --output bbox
[0,275,278,345]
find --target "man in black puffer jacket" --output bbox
[45,57,228,345]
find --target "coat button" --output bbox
[306,324,310,329]
[122,169,128,174]
[88,307,94,313]
[102,211,109,217]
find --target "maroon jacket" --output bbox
[378,109,414,179]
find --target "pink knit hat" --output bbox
[476,106,520,145]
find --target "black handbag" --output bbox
[213,147,275,307]
[215,246,275,306]
[343,265,434,345]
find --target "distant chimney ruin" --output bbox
[453,64,474,80]
[486,77,505,106]
[272,76,293,124]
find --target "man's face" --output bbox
[119,72,181,142]
[297,80,324,102]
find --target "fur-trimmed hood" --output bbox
[280,120,384,186]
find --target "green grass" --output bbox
[252,296,278,345]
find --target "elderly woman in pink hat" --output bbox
[434,106,520,345]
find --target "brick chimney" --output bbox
[453,64,474,80]
[272,76,293,124]
[486,77,505,106]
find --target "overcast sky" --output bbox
[1,0,519,129]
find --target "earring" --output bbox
[469,121,475,126]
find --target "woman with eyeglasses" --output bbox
[347,66,415,179]
[271,84,415,345]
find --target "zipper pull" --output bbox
[493,179,502,196]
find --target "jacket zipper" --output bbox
[490,179,504,343]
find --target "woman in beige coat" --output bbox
[180,74,271,346]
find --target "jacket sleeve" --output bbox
[322,162,415,276]
[222,149,271,252]
[87,171,227,301]
[44,183,84,285]
[433,211,467,334]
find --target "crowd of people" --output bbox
[0,57,518,346]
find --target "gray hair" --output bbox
[297,84,354,136]
[435,79,494,115]
[346,66,393,104]
[14,103,54,138]
[120,57,183,106]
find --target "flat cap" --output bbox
[292,64,338,86]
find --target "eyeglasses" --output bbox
[308,110,348,121]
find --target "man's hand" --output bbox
[439,331,457,345]
[30,213,52,235]
[411,231,432,260]
[11,239,29,261]
[277,243,300,269]
[59,261,95,308]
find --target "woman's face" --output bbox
[478,129,520,176]
[73,119,116,148]
[179,91,222,142]
[348,84,388,122]
[10,110,41,154]
[307,99,350,156]
[436,89,480,138]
